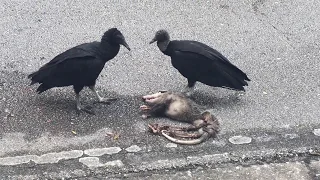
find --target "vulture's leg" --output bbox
[183,79,196,97]
[89,85,117,104]
[74,86,95,115]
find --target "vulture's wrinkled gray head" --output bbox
[149,30,170,44]
[150,30,170,51]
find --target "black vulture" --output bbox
[28,28,130,114]
[149,30,250,96]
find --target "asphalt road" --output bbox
[0,0,319,178]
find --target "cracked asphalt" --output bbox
[0,0,320,179]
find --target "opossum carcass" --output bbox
[140,91,220,145]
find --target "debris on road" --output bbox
[106,132,121,141]
[313,129,320,136]
[229,135,252,145]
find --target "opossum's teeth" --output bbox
[142,96,154,100]
[140,105,150,110]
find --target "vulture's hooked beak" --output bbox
[122,41,131,51]
[149,38,156,44]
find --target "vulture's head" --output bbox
[149,29,170,44]
[102,28,131,51]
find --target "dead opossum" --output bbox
[140,91,220,145]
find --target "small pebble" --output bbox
[187,170,192,177]
[255,135,275,142]
[211,140,227,147]
[313,129,320,136]
[165,143,178,148]
[229,135,252,145]
[283,133,299,139]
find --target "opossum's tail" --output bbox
[160,111,220,145]
[161,129,209,145]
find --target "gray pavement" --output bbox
[0,0,320,179]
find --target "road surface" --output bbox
[0,0,319,179]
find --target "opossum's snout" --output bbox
[142,92,163,102]
[144,98,158,104]
[141,95,156,102]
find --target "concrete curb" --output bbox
[0,126,319,179]
[0,143,319,179]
